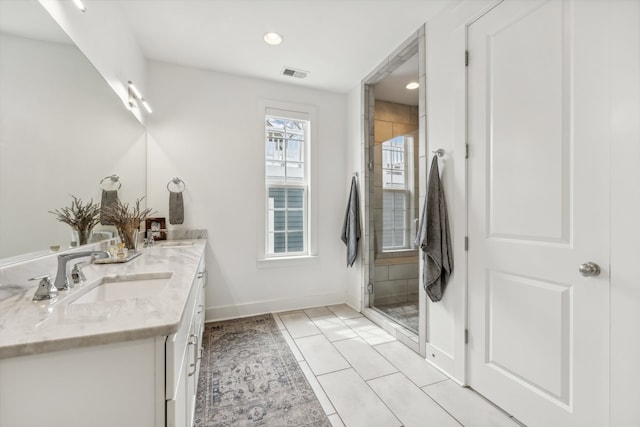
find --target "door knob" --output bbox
[579,262,600,277]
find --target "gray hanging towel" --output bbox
[341,176,361,267]
[415,155,453,302]
[169,191,184,224]
[100,190,118,225]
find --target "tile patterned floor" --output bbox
[273,304,524,427]
[373,301,419,333]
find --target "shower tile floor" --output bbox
[271,305,525,427]
[373,301,419,333]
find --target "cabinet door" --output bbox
[169,326,198,427]
[166,369,187,427]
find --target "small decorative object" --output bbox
[49,196,101,245]
[116,242,128,258]
[101,197,156,251]
[145,217,167,241]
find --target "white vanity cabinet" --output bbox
[166,255,206,427]
[0,251,207,427]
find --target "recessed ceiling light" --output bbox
[405,82,420,90]
[264,32,283,46]
[72,0,86,12]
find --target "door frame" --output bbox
[360,25,428,357]
[463,0,505,383]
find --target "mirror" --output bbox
[0,1,146,264]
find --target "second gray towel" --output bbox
[169,191,184,224]
[100,190,118,225]
[415,155,453,302]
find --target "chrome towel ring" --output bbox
[167,177,186,193]
[99,174,122,190]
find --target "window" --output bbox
[381,135,414,250]
[265,110,310,256]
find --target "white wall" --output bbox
[609,1,640,425]
[423,0,501,383]
[145,61,349,320]
[345,85,365,310]
[39,0,147,123]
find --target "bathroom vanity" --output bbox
[0,241,206,427]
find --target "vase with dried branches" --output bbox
[49,196,101,245]
[101,197,156,250]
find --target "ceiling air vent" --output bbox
[282,67,309,79]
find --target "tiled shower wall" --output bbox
[374,261,419,305]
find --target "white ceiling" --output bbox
[0,1,71,45]
[374,53,420,106]
[117,0,446,93]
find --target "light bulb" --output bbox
[263,32,283,46]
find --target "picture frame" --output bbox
[145,217,167,241]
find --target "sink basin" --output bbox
[70,272,172,304]
[155,240,194,248]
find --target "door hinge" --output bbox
[465,143,469,159]
[465,50,469,67]
[367,283,374,294]
[464,236,469,251]
[465,329,469,344]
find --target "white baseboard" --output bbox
[204,292,346,322]
[426,342,455,377]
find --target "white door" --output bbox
[467,1,610,426]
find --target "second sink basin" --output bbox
[70,272,173,304]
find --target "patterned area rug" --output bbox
[195,314,332,427]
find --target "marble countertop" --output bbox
[0,240,206,359]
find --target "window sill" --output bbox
[376,249,418,259]
[257,255,318,269]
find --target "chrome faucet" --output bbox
[145,228,167,247]
[54,251,110,290]
[29,274,58,301]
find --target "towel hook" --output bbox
[432,149,445,157]
[167,177,186,192]
[99,174,122,190]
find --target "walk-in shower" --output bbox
[361,29,427,354]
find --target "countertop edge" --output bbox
[0,324,177,359]
[0,240,206,360]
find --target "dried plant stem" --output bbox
[49,195,100,232]
[101,197,156,249]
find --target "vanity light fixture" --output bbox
[141,100,153,114]
[128,81,143,100]
[405,82,420,90]
[263,32,283,46]
[127,81,152,114]
[72,0,87,12]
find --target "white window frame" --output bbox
[258,100,317,265]
[381,135,415,252]
[382,188,410,249]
